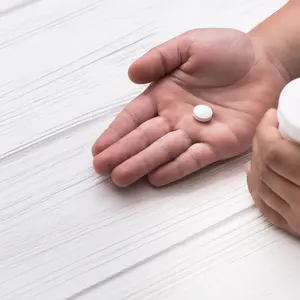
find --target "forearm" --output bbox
[249,0,300,82]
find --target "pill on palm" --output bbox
[193,105,213,122]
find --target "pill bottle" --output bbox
[277,78,300,145]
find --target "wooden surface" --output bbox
[1,0,299,299]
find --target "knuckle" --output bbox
[154,47,168,74]
[140,155,152,173]
[174,157,188,178]
[257,181,269,199]
[157,140,173,162]
[157,132,185,161]
[181,130,193,147]
[258,164,269,182]
[262,143,280,167]
[135,126,150,148]
[186,147,201,169]
[123,106,140,127]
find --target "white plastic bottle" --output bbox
[277,78,300,144]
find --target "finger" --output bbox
[257,182,290,220]
[93,116,170,176]
[251,190,290,232]
[254,178,290,220]
[128,32,192,84]
[258,108,279,128]
[256,109,300,186]
[148,143,217,187]
[111,129,192,187]
[250,151,299,238]
[255,152,300,207]
[251,149,290,216]
[92,93,157,156]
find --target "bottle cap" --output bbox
[278,78,300,143]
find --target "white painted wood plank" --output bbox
[0,0,41,15]
[0,0,294,300]
[0,0,286,158]
[77,211,300,300]
[0,115,253,299]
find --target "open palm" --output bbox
[92,28,286,187]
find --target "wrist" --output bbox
[248,0,300,83]
[248,27,292,84]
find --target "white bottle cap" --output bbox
[278,78,300,143]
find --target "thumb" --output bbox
[259,108,279,129]
[255,108,282,143]
[128,32,192,84]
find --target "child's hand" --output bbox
[247,109,300,238]
[92,28,286,187]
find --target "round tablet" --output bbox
[193,105,213,122]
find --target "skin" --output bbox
[93,0,300,237]
[92,28,285,187]
[247,109,300,238]
[246,0,300,237]
[249,0,300,82]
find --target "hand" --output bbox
[247,109,300,238]
[92,28,286,187]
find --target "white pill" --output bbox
[193,105,213,122]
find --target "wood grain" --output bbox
[1,1,297,300]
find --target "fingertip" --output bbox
[262,108,279,128]
[148,172,165,187]
[111,165,133,187]
[92,128,120,157]
[91,143,99,157]
[148,164,180,187]
[92,156,102,174]
[266,108,277,116]
[256,109,282,147]
[128,61,140,84]
[128,57,152,84]
[91,140,107,158]
[93,154,111,177]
